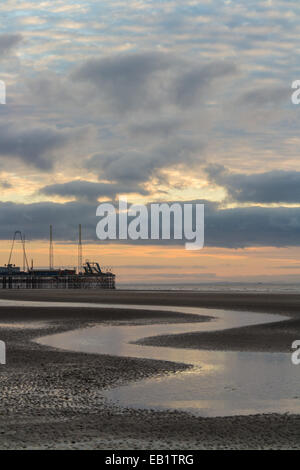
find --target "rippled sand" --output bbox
[0,290,299,449]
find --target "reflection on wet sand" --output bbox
[29,302,298,417]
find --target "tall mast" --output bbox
[23,233,26,272]
[78,224,82,274]
[49,225,54,270]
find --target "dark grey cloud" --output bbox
[1,198,300,248]
[73,52,238,114]
[204,203,300,248]
[206,165,300,203]
[86,138,202,184]
[86,151,155,184]
[236,85,290,108]
[73,51,172,113]
[0,34,22,56]
[0,125,72,170]
[174,61,238,108]
[129,118,182,138]
[40,179,149,201]
[0,200,97,242]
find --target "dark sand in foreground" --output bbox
[0,289,299,449]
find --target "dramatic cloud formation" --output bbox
[85,137,203,185]
[1,198,300,249]
[73,53,238,115]
[19,51,233,186]
[0,0,299,275]
[207,166,300,203]
[73,52,174,113]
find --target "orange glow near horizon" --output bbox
[1,239,300,284]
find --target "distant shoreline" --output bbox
[1,288,300,314]
[117,282,300,295]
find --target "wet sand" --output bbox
[0,290,299,449]
[137,316,300,352]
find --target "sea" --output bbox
[118,282,300,294]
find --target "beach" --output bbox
[0,289,299,449]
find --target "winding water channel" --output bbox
[0,299,298,417]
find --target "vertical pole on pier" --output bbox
[23,234,26,272]
[49,225,54,271]
[78,224,82,274]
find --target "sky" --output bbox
[0,0,300,283]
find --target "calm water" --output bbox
[27,302,299,417]
[119,282,300,294]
